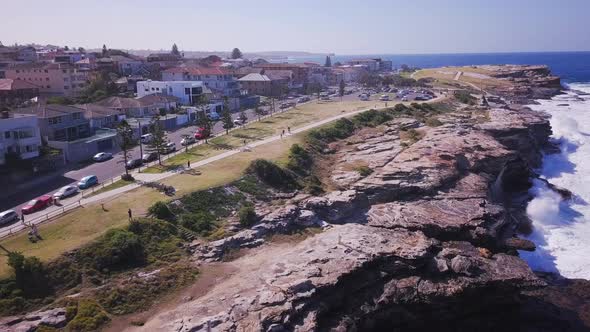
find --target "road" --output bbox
[0,90,435,235]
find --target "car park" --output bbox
[93,152,112,162]
[163,142,176,154]
[126,158,143,169]
[22,195,54,214]
[181,136,196,146]
[0,210,19,225]
[53,185,78,199]
[78,175,98,189]
[142,152,158,162]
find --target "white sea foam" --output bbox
[520,83,590,279]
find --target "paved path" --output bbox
[0,95,445,240]
[454,71,463,81]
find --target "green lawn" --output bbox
[84,178,136,197]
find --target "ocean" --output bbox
[295,52,590,279]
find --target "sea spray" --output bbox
[521,84,590,278]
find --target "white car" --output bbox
[233,119,246,126]
[181,136,196,146]
[140,133,153,144]
[93,152,112,162]
[379,95,390,101]
[53,185,79,199]
[0,210,18,225]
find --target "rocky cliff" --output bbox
[134,89,590,331]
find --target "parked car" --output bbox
[194,127,211,140]
[233,118,246,126]
[21,195,54,215]
[379,95,390,101]
[181,136,196,146]
[78,175,98,189]
[140,133,153,144]
[359,94,369,101]
[142,152,158,162]
[93,152,112,162]
[53,185,78,199]
[207,112,220,121]
[297,96,310,103]
[0,210,19,225]
[320,96,332,101]
[163,142,176,154]
[126,158,143,169]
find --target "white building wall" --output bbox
[0,115,42,165]
[136,81,205,105]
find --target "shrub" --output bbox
[148,201,174,221]
[66,300,110,332]
[79,229,145,271]
[238,206,258,227]
[7,252,50,297]
[355,165,374,177]
[233,175,270,199]
[180,212,216,236]
[246,159,299,191]
[286,144,313,175]
[352,109,393,127]
[304,176,324,195]
[121,174,134,182]
[454,90,476,105]
[425,117,443,127]
[307,118,356,146]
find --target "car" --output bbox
[279,102,296,109]
[126,158,143,169]
[53,185,78,199]
[142,152,158,162]
[181,136,196,146]
[297,96,310,103]
[379,95,390,101]
[194,127,211,140]
[233,118,246,126]
[401,97,409,102]
[140,133,153,144]
[163,142,176,154]
[78,175,98,189]
[320,96,332,101]
[207,112,220,121]
[93,152,112,162]
[359,94,369,101]
[21,195,54,215]
[0,210,19,225]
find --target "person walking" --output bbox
[188,160,191,168]
[128,208,132,221]
[287,126,291,134]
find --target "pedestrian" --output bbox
[188,160,191,168]
[287,126,291,134]
[282,129,285,136]
[128,208,132,221]
[21,213,25,225]
[243,139,247,146]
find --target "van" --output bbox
[0,210,18,225]
[140,133,153,144]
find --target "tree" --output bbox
[221,98,234,134]
[102,44,108,56]
[254,105,265,121]
[324,56,332,67]
[239,109,248,125]
[78,47,85,53]
[64,46,69,51]
[334,61,342,67]
[231,48,243,59]
[339,80,346,101]
[171,43,180,56]
[147,116,168,165]
[7,252,49,296]
[116,120,134,177]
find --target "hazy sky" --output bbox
[3,0,589,54]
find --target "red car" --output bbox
[194,127,211,140]
[21,195,54,215]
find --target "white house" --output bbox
[0,112,41,165]
[136,80,210,105]
[161,67,241,97]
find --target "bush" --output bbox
[454,90,476,105]
[355,165,374,177]
[286,144,313,175]
[148,201,174,221]
[352,109,393,127]
[247,159,299,191]
[79,229,145,271]
[121,174,134,182]
[238,206,257,227]
[425,117,443,127]
[180,212,216,236]
[307,118,356,146]
[7,252,50,297]
[233,175,270,199]
[66,300,110,332]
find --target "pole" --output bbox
[138,119,143,172]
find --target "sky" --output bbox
[3,0,590,55]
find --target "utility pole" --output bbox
[138,119,143,172]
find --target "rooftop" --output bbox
[14,104,85,118]
[163,66,232,76]
[0,78,41,91]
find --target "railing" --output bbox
[0,99,313,241]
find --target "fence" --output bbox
[0,100,311,241]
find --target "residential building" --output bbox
[0,112,41,165]
[78,104,127,129]
[0,79,40,105]
[253,63,311,84]
[110,55,145,75]
[0,46,38,62]
[54,51,86,64]
[162,67,240,97]
[238,72,291,96]
[346,58,392,72]
[93,94,179,117]
[14,105,118,163]
[137,80,210,105]
[4,63,90,97]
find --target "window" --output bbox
[48,116,62,125]
[72,112,82,120]
[18,129,34,139]
[4,132,10,139]
[185,88,190,95]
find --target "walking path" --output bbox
[0,96,446,240]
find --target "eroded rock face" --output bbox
[0,308,67,331]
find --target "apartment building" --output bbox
[137,80,210,105]
[93,94,179,117]
[0,111,41,165]
[162,67,240,97]
[346,58,393,72]
[253,63,311,85]
[4,63,90,97]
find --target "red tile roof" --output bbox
[0,78,41,91]
[163,66,231,75]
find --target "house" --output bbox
[161,67,241,97]
[110,55,145,75]
[4,63,90,97]
[0,111,41,165]
[0,79,40,105]
[78,104,127,129]
[253,63,311,84]
[93,94,179,118]
[13,105,118,163]
[0,46,38,62]
[136,80,210,105]
[238,73,290,96]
